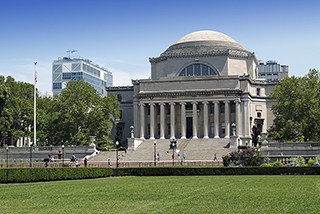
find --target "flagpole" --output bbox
[34,62,37,147]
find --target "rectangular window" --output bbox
[257,88,261,96]
[117,94,122,102]
[53,82,62,89]
[62,73,71,80]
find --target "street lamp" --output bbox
[29,143,33,168]
[6,146,9,168]
[115,141,119,168]
[153,140,157,166]
[62,145,65,167]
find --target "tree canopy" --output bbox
[269,69,320,142]
[0,78,119,148]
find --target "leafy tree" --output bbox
[47,80,119,146]
[269,69,320,142]
[0,76,34,146]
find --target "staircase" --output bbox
[91,138,236,162]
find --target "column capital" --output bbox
[213,100,220,104]
[169,102,176,106]
[223,100,230,104]
[202,101,209,105]
[234,98,241,104]
[191,101,198,105]
[159,102,165,106]
[180,101,186,105]
[139,102,145,107]
[149,103,155,106]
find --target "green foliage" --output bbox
[260,163,272,167]
[269,69,320,141]
[222,155,230,166]
[226,148,262,166]
[0,167,112,183]
[0,76,34,146]
[272,160,284,167]
[116,166,320,176]
[289,156,306,167]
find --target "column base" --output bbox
[149,137,155,140]
[203,136,209,139]
[181,136,186,139]
[160,137,165,140]
[214,135,220,138]
[192,136,198,139]
[224,136,230,139]
[140,137,145,140]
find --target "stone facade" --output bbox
[107,30,278,146]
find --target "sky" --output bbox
[0,0,319,92]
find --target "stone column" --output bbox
[224,100,230,138]
[140,103,145,140]
[149,103,155,140]
[203,101,209,139]
[243,99,250,137]
[170,102,175,139]
[159,102,165,139]
[214,101,220,138]
[192,101,198,139]
[235,99,242,137]
[180,102,186,139]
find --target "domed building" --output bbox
[108,30,277,148]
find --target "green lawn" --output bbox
[0,175,319,213]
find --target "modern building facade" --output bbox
[52,57,113,96]
[258,60,288,81]
[108,30,280,146]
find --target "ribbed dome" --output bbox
[160,30,248,57]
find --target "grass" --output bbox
[0,175,320,213]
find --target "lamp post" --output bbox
[170,137,176,166]
[6,146,9,168]
[153,140,157,166]
[29,143,33,168]
[62,145,65,167]
[115,141,119,168]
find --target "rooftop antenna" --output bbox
[67,50,77,58]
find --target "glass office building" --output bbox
[52,57,113,96]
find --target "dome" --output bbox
[160,30,248,57]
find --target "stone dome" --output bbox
[160,30,248,57]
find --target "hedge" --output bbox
[115,166,320,176]
[0,167,113,183]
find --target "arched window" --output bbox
[179,63,217,77]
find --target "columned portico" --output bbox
[214,101,220,138]
[235,99,242,137]
[180,102,186,139]
[224,100,230,138]
[149,103,155,140]
[192,101,198,139]
[159,102,165,139]
[139,103,145,140]
[170,102,175,139]
[203,101,209,139]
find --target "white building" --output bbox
[52,57,113,96]
[258,60,288,81]
[108,30,280,146]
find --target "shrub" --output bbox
[0,168,112,183]
[227,148,262,166]
[290,156,306,167]
[272,160,284,167]
[222,155,230,166]
[308,158,316,166]
[260,163,272,167]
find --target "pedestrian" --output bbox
[182,152,186,162]
[213,153,218,161]
[156,153,160,161]
[84,157,88,167]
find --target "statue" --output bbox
[251,125,260,147]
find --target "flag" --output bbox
[35,70,37,83]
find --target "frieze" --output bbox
[138,89,243,99]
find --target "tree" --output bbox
[0,76,34,146]
[269,69,320,141]
[47,80,119,146]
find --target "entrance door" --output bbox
[186,117,193,138]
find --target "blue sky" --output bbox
[0,0,319,92]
